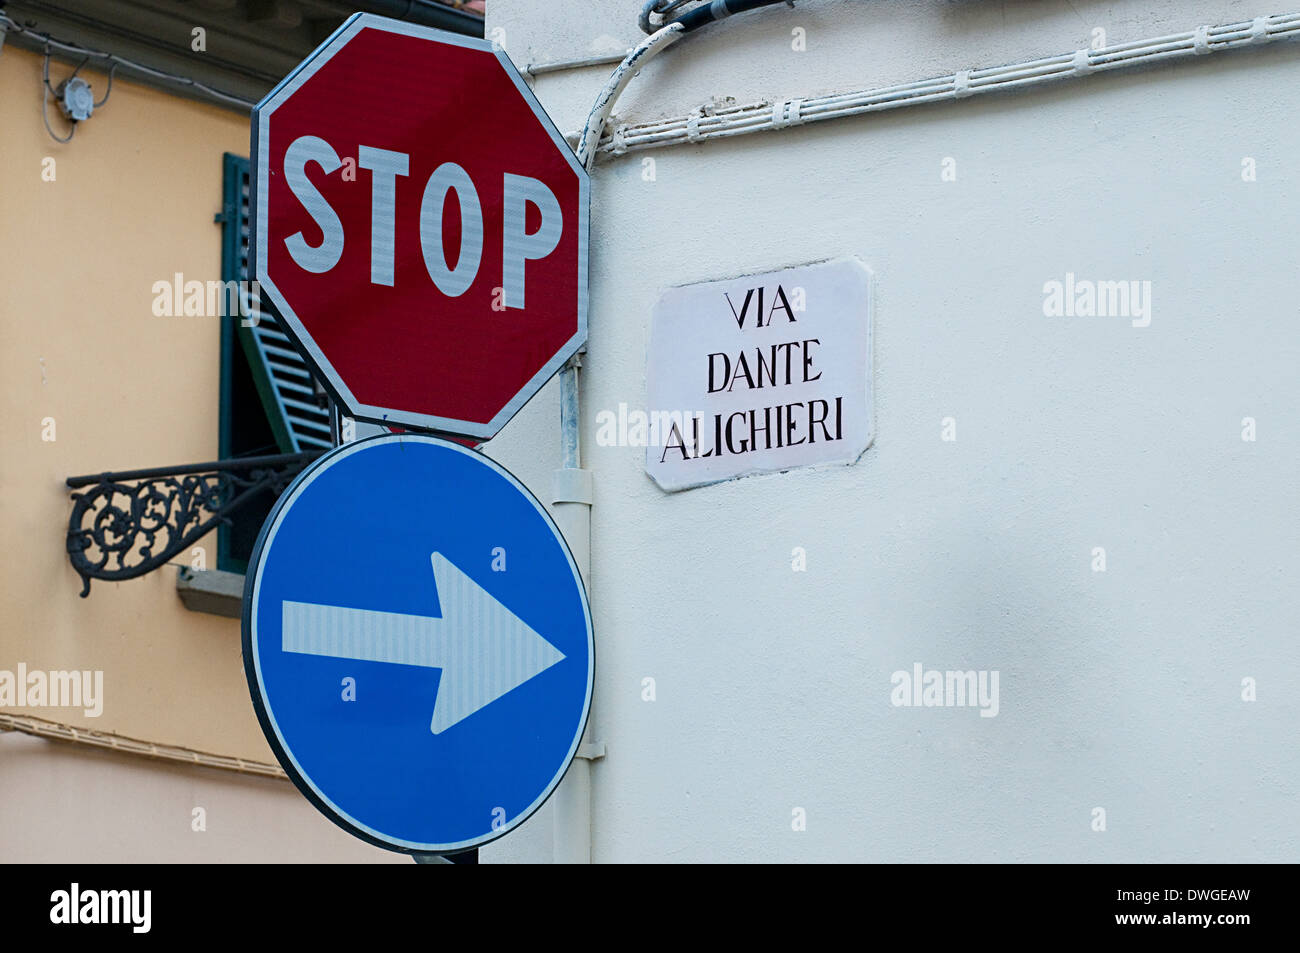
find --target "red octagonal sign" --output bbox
[254,14,588,440]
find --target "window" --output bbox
[217,152,333,573]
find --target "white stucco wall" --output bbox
[479,0,1300,862]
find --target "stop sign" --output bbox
[253,14,588,440]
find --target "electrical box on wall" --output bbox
[56,76,95,121]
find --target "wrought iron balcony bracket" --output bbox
[65,452,322,597]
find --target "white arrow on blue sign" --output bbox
[242,434,593,854]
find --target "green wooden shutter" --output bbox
[220,152,333,453]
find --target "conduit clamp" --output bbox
[772,97,804,128]
[553,467,594,507]
[686,108,703,141]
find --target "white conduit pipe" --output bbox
[578,22,686,171]
[549,23,685,865]
[0,713,288,780]
[596,12,1300,156]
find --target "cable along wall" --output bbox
[591,12,1300,158]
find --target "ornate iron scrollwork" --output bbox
[65,452,322,597]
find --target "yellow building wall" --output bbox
[0,46,278,762]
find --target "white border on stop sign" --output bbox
[252,12,590,441]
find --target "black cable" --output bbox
[642,0,794,34]
[41,49,75,143]
[93,63,116,107]
[639,0,695,34]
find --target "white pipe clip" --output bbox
[1193,26,1212,55]
[1072,49,1093,75]
[953,69,972,98]
[1250,16,1271,43]
[686,109,703,141]
[771,97,804,128]
[611,124,628,155]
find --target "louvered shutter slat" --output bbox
[225,155,334,453]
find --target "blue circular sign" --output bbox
[242,434,593,853]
